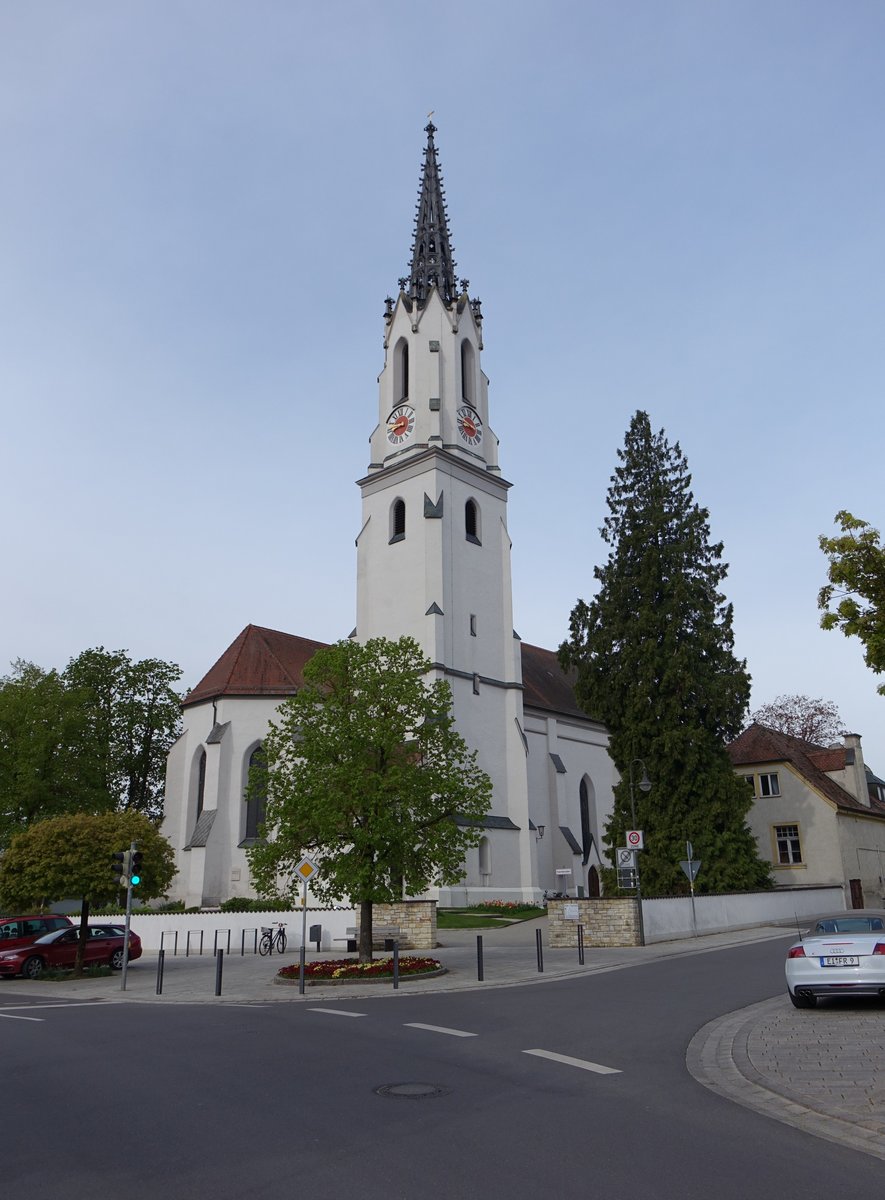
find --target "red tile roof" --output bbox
[184,626,329,706]
[184,626,598,724]
[728,723,885,819]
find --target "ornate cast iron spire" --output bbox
[407,121,457,307]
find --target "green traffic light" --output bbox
[130,874,141,886]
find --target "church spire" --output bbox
[405,121,458,307]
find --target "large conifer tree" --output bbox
[560,411,770,894]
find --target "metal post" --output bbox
[578,923,585,965]
[536,927,544,973]
[476,934,484,981]
[156,948,165,995]
[392,941,399,990]
[298,945,306,995]
[121,839,136,992]
[215,948,223,996]
[298,877,309,994]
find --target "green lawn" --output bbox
[437,905,545,929]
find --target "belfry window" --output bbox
[394,338,409,401]
[465,499,480,544]
[461,339,475,404]
[390,498,406,543]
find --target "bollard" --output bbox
[393,941,399,990]
[215,948,224,996]
[476,934,484,981]
[156,948,165,995]
[536,927,544,973]
[578,923,585,965]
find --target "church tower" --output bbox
[355,123,534,899]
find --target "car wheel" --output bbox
[789,989,816,1009]
[22,956,45,980]
[110,948,125,970]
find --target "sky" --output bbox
[1,2,883,769]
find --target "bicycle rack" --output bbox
[160,930,179,956]
[213,928,232,957]
[241,928,258,956]
[185,929,204,957]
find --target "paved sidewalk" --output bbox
[3,919,883,1161]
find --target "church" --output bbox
[161,124,615,908]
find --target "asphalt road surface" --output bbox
[3,937,882,1199]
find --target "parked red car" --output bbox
[0,914,73,953]
[0,924,142,979]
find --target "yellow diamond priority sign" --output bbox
[295,856,319,882]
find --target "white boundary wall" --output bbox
[109,909,357,953]
[642,885,845,942]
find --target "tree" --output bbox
[819,511,885,695]
[0,661,109,849]
[560,411,770,894]
[748,694,844,745]
[63,648,183,820]
[0,811,175,975]
[246,636,493,961]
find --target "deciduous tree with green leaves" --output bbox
[0,811,175,975]
[560,411,770,895]
[819,511,885,695]
[246,636,492,961]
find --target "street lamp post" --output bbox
[628,759,652,947]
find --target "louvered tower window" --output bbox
[390,498,406,543]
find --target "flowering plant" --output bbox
[475,900,521,910]
[278,956,441,981]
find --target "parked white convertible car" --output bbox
[785,912,885,1008]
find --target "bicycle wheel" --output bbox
[276,931,287,953]
[258,934,272,956]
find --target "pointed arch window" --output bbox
[579,777,594,866]
[465,498,481,545]
[195,748,207,819]
[390,498,406,543]
[478,836,491,882]
[244,745,267,842]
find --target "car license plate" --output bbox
[821,955,859,967]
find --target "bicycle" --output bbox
[258,922,287,956]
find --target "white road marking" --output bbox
[0,1002,108,1012]
[0,1013,44,1022]
[307,1008,366,1018]
[404,1022,478,1038]
[523,1049,621,1074]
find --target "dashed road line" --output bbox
[307,1008,367,1018]
[523,1048,621,1074]
[404,1022,478,1038]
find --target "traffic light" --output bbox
[130,851,143,887]
[112,850,130,887]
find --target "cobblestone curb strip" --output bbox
[686,997,885,1162]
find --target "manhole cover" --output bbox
[374,1082,451,1100]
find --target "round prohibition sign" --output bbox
[626,830,643,849]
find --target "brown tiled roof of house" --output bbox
[807,747,846,773]
[728,723,885,819]
[185,626,599,726]
[184,626,330,706]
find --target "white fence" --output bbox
[642,885,845,942]
[109,909,358,953]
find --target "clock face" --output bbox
[456,405,483,447]
[386,405,416,445]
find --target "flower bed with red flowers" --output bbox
[276,956,444,983]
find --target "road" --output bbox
[3,936,883,1199]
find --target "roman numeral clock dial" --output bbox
[456,405,483,447]
[386,405,415,445]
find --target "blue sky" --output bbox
[2,2,883,769]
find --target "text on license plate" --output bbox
[821,955,859,967]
